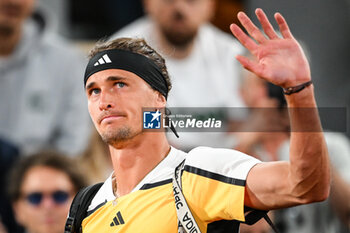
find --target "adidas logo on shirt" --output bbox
[110,211,125,227]
[94,54,112,66]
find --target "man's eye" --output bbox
[115,82,125,88]
[90,89,100,95]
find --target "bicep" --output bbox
[244,161,300,210]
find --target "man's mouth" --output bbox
[99,112,126,124]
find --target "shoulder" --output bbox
[20,19,85,67]
[36,33,87,85]
[109,16,152,40]
[87,174,115,212]
[199,24,244,55]
[323,132,350,164]
[324,132,350,181]
[41,33,85,63]
[324,132,350,152]
[185,146,260,181]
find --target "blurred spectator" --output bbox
[110,0,245,149]
[0,0,91,156]
[78,129,112,184]
[7,150,87,233]
[235,70,350,233]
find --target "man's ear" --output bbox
[156,92,167,108]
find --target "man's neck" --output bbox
[109,132,170,197]
[155,28,195,60]
[0,25,21,56]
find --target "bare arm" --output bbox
[230,8,330,210]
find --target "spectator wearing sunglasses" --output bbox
[7,151,87,233]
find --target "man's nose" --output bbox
[39,196,57,209]
[99,90,115,111]
[173,0,191,11]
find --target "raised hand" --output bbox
[230,8,311,88]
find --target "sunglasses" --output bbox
[24,191,71,206]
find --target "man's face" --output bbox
[0,0,35,34]
[85,69,166,146]
[13,166,75,233]
[145,0,214,47]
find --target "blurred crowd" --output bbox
[0,0,349,233]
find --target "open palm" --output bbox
[230,9,311,88]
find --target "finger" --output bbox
[235,55,262,76]
[255,8,279,39]
[274,12,294,39]
[230,24,258,52]
[237,11,267,44]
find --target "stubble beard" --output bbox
[162,27,197,49]
[100,126,134,146]
[0,4,23,37]
[0,23,15,37]
[160,11,197,48]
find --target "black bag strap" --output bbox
[64,182,103,233]
[242,207,280,233]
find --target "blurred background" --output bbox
[1,0,349,233]
[42,0,350,137]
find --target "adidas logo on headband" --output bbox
[94,54,112,66]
